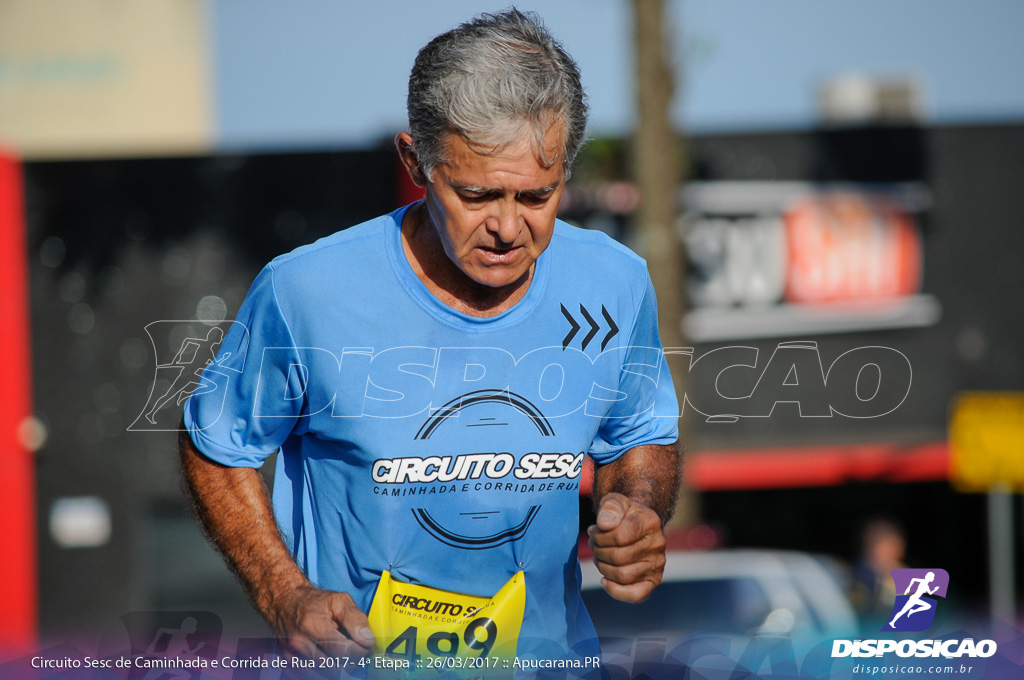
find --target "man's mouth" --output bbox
[477,245,520,263]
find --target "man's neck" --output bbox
[400,203,533,318]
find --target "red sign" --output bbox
[0,151,36,652]
[784,194,921,303]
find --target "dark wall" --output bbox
[686,124,1024,446]
[25,147,398,638]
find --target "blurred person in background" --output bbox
[851,518,907,625]
[178,9,680,665]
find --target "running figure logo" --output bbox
[130,321,248,432]
[144,327,227,424]
[883,568,950,632]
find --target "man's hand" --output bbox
[178,426,373,658]
[269,584,374,658]
[589,443,680,602]
[587,492,667,602]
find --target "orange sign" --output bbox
[784,194,921,303]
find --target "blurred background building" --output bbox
[1,0,1023,660]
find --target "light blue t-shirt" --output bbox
[185,203,678,660]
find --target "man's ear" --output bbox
[395,132,428,188]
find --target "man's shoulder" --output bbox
[548,220,648,277]
[267,211,395,276]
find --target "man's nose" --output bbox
[488,200,520,244]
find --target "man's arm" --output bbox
[178,427,374,656]
[588,442,681,602]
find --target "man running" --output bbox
[181,9,681,667]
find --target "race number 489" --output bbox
[385,618,498,663]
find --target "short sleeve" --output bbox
[588,271,679,464]
[184,265,303,467]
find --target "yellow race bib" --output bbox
[368,571,525,677]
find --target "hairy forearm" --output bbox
[593,443,681,526]
[178,427,309,626]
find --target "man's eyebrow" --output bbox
[448,182,561,196]
[518,183,561,196]
[449,182,497,194]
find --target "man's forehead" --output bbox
[441,120,564,162]
[437,128,564,186]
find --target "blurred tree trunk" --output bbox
[632,0,697,528]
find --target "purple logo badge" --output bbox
[882,568,950,632]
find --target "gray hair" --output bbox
[407,8,589,181]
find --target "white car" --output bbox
[580,549,858,643]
